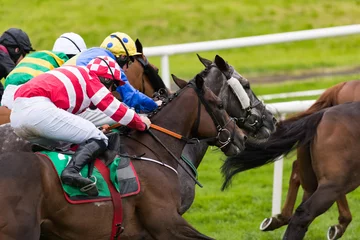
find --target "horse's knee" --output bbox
[339,214,352,225]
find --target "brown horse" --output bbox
[257,80,360,239]
[0,54,275,224]
[0,75,246,240]
[221,95,360,240]
[125,39,167,97]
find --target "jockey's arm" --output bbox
[88,83,146,131]
[115,72,158,113]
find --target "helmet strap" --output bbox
[95,57,119,90]
[60,36,82,53]
[110,34,130,68]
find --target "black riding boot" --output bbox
[61,139,107,196]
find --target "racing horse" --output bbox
[221,98,360,240]
[173,54,276,213]
[256,80,360,240]
[0,75,246,240]
[0,54,277,217]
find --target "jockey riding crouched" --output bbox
[65,32,159,127]
[10,56,151,196]
[1,32,87,109]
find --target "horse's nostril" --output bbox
[273,117,277,124]
[243,135,248,142]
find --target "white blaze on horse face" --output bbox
[227,77,250,109]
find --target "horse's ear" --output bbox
[214,55,228,72]
[196,53,212,67]
[171,74,187,89]
[195,74,204,90]
[135,39,143,54]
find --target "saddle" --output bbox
[34,131,140,202]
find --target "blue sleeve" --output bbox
[116,72,158,113]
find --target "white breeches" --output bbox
[10,97,108,147]
[1,84,21,109]
[78,108,116,127]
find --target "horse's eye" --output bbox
[218,104,224,109]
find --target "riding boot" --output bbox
[61,139,107,196]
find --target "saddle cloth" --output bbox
[37,151,140,204]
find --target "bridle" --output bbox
[148,79,237,149]
[132,55,166,95]
[207,64,266,131]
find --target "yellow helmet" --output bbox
[100,32,141,57]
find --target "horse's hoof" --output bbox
[260,217,273,231]
[327,225,342,240]
[260,216,288,231]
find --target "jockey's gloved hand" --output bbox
[155,100,162,106]
[140,115,151,130]
[116,83,158,113]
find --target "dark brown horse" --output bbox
[125,39,167,97]
[0,75,246,239]
[0,54,276,226]
[256,80,360,240]
[221,96,360,240]
[173,54,276,214]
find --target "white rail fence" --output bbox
[143,24,360,88]
[143,24,360,216]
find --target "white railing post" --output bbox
[160,55,170,89]
[271,113,286,215]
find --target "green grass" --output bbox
[1,0,360,79]
[184,150,360,240]
[2,1,360,239]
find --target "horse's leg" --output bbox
[283,182,340,240]
[327,195,352,240]
[178,142,208,215]
[260,159,300,231]
[0,153,42,240]
[261,145,311,231]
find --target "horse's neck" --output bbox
[182,141,209,169]
[123,89,199,163]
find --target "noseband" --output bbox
[149,80,237,149]
[207,64,267,131]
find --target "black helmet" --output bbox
[0,28,35,63]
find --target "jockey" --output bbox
[65,32,158,114]
[1,50,69,109]
[1,32,86,108]
[0,28,34,101]
[10,56,151,196]
[52,32,87,59]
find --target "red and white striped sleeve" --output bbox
[86,75,146,131]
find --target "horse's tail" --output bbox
[221,109,326,190]
[286,82,345,122]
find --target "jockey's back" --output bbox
[4,50,69,88]
[14,65,144,129]
[65,47,114,67]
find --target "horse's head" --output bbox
[173,74,247,156]
[196,54,277,143]
[124,39,167,97]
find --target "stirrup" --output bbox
[80,176,99,196]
